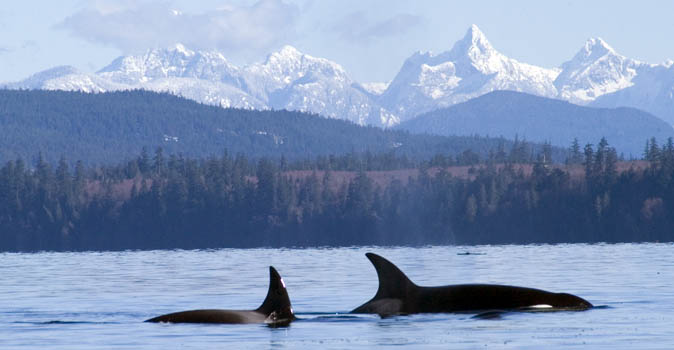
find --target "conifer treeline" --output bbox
[1,138,673,252]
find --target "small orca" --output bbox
[351,253,592,317]
[146,266,295,326]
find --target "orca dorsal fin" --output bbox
[256,266,294,322]
[366,253,417,300]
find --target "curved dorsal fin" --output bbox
[366,253,416,299]
[256,266,294,321]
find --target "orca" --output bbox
[146,266,295,326]
[351,253,592,317]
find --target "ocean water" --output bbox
[1,244,673,349]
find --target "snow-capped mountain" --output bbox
[7,44,397,126]
[141,77,266,110]
[241,46,398,126]
[5,24,674,128]
[241,45,347,101]
[5,66,128,93]
[98,43,242,87]
[591,62,674,126]
[377,25,673,125]
[554,38,646,104]
[378,25,559,121]
[97,44,398,125]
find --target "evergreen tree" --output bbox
[153,147,166,176]
[646,137,661,162]
[583,143,594,181]
[255,158,277,215]
[138,147,151,175]
[568,138,582,164]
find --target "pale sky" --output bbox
[1,0,673,84]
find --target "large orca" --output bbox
[146,266,295,326]
[351,253,592,317]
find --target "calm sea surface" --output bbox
[1,244,673,349]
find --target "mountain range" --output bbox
[4,25,674,129]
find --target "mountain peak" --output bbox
[582,37,615,57]
[139,43,195,59]
[559,37,624,72]
[447,24,496,60]
[171,43,195,56]
[261,45,306,68]
[467,24,487,42]
[462,24,493,50]
[555,37,644,104]
[273,45,303,58]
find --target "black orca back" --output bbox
[352,252,593,316]
[145,266,295,324]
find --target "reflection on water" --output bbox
[1,243,674,349]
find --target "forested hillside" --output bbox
[397,91,673,156]
[0,89,544,164]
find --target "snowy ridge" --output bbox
[359,82,390,96]
[241,45,398,126]
[6,24,674,127]
[554,38,645,104]
[5,66,129,93]
[379,25,559,120]
[378,25,672,124]
[140,77,265,109]
[591,63,674,126]
[98,44,241,84]
[8,44,397,126]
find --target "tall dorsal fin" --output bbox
[366,253,417,300]
[256,266,294,321]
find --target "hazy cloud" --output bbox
[331,12,424,44]
[55,0,299,56]
[0,47,10,55]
